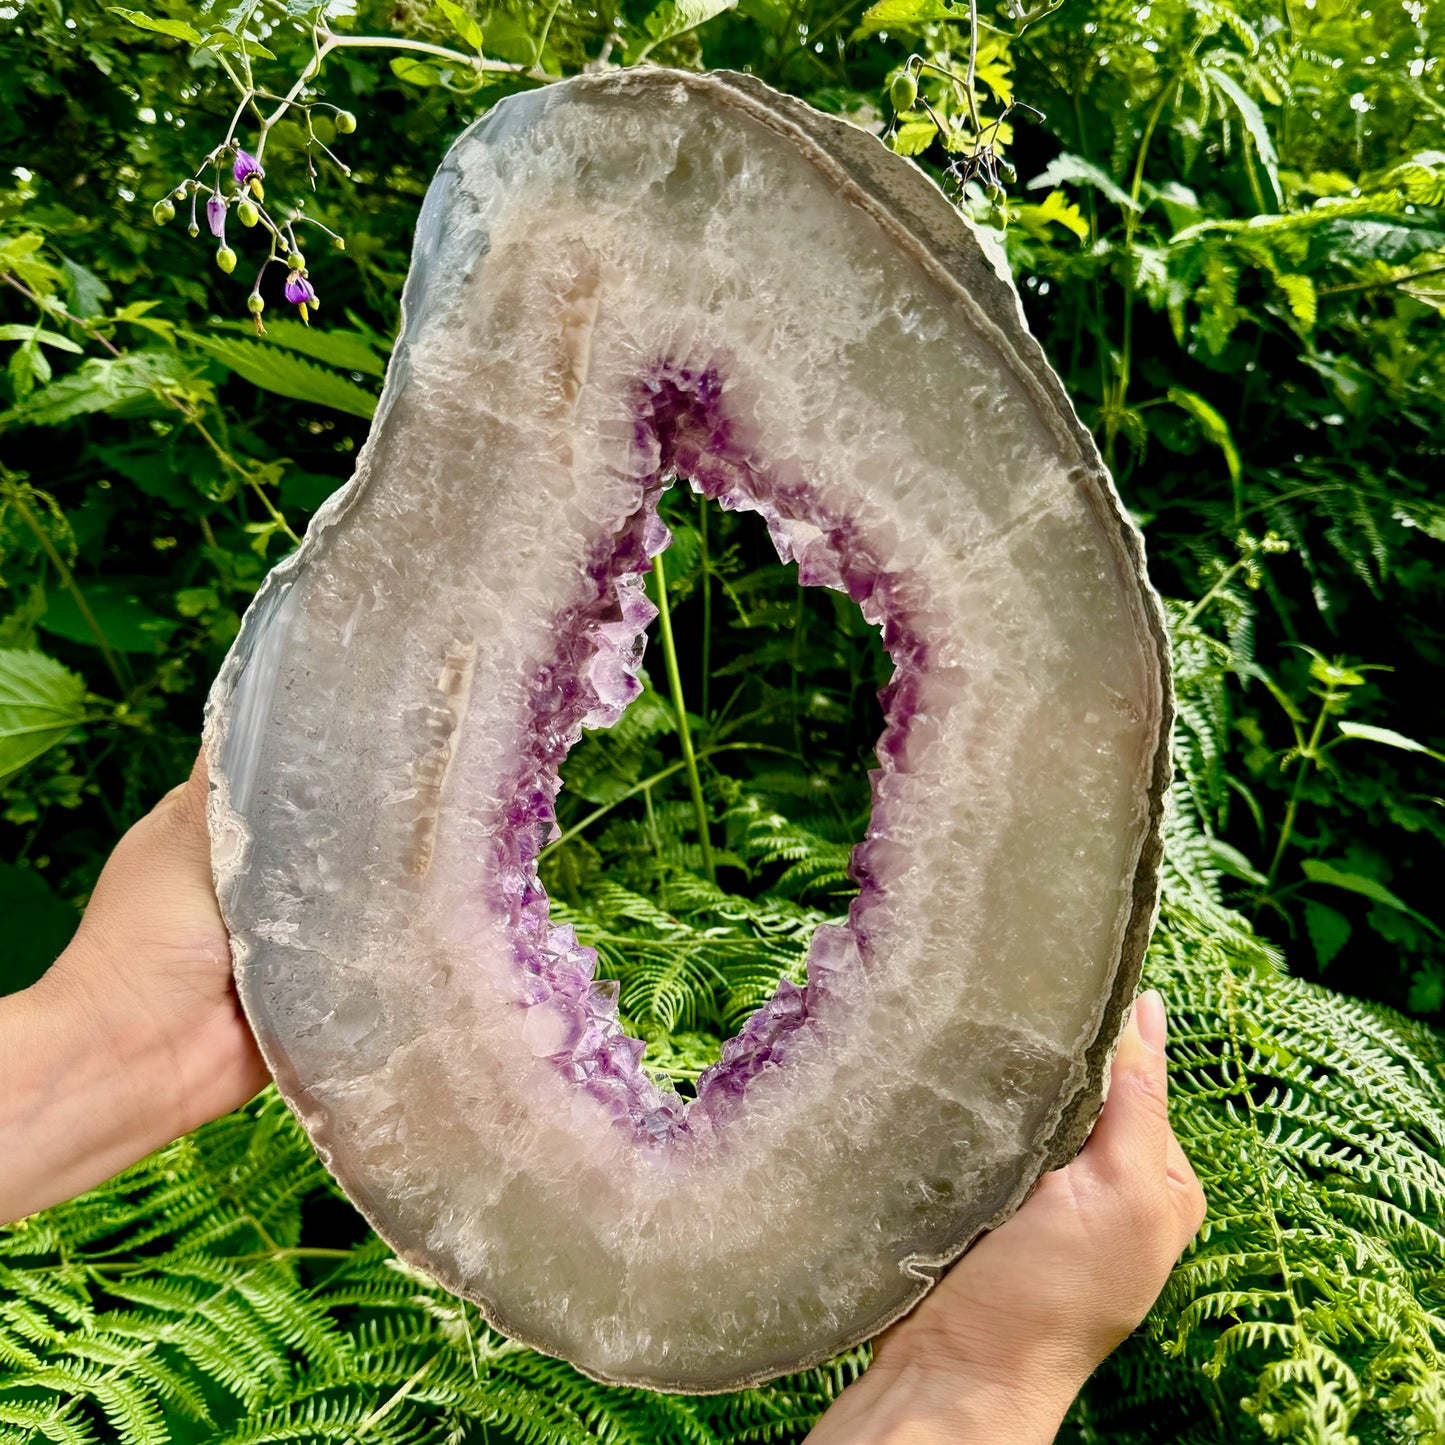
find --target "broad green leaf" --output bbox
[1167,387,1242,489]
[391,55,443,86]
[1338,720,1445,763]
[1013,190,1089,242]
[1208,838,1268,887]
[185,332,378,418]
[435,0,483,51]
[59,255,113,319]
[624,0,738,63]
[1027,153,1139,213]
[0,325,82,353]
[1204,67,1283,210]
[0,864,78,994]
[0,352,196,430]
[107,8,204,43]
[889,119,938,157]
[1301,859,1442,935]
[218,317,387,377]
[855,0,959,34]
[39,579,178,655]
[1304,900,1351,971]
[0,649,89,780]
[198,30,277,58]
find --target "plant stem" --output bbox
[1177,557,1249,629]
[698,495,712,723]
[539,742,797,858]
[649,550,715,883]
[1260,695,1331,898]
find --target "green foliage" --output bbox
[2,0,1445,1440]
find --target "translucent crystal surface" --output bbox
[205,69,1171,1392]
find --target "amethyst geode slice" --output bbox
[204,68,1171,1392]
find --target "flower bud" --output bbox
[890,72,918,114]
[152,198,175,225]
[216,245,238,274]
[238,199,260,228]
[332,235,346,250]
[335,110,357,134]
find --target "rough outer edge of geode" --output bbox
[202,66,1174,1394]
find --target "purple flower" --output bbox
[232,149,264,187]
[206,195,226,238]
[284,275,317,307]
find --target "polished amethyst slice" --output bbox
[204,68,1171,1392]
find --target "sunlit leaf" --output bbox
[0,650,89,780]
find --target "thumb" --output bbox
[1081,989,1171,1188]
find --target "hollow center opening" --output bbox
[539,483,890,1098]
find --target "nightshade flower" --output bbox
[206,195,227,238]
[284,274,317,307]
[233,149,265,198]
[285,272,318,324]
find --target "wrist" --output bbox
[0,949,188,1223]
[807,1341,1081,1445]
[866,1353,1078,1444]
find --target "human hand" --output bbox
[0,755,268,1224]
[806,990,1207,1444]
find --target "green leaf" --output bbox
[855,0,959,34]
[0,353,196,430]
[1304,900,1352,971]
[0,649,89,781]
[1337,720,1445,763]
[58,255,113,319]
[1204,67,1283,210]
[1027,153,1139,213]
[1301,859,1442,935]
[217,317,387,377]
[0,864,78,994]
[198,30,277,58]
[390,55,443,86]
[184,332,377,418]
[107,8,204,43]
[434,0,483,51]
[1012,190,1089,242]
[39,579,178,655]
[624,0,738,63]
[1167,386,1242,490]
[0,325,83,353]
[889,119,938,157]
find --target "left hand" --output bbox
[0,754,268,1224]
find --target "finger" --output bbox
[1080,989,1171,1187]
[71,753,225,965]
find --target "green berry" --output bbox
[335,110,357,134]
[287,251,306,271]
[890,72,918,114]
[237,199,260,228]
[216,246,238,275]
[986,184,1006,205]
[152,198,175,225]
[247,293,265,315]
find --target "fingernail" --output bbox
[1134,988,1167,1052]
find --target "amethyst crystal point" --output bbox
[204,69,1170,1392]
